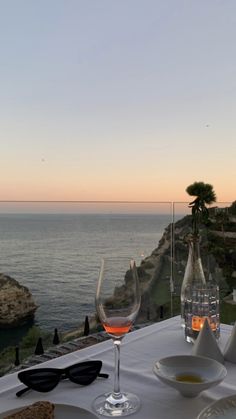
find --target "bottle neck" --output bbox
[188,237,201,261]
[184,236,206,286]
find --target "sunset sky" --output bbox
[0,1,236,204]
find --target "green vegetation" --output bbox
[0,326,52,377]
[207,230,235,291]
[229,201,236,216]
[0,319,107,376]
[220,300,236,325]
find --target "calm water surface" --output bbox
[0,213,172,349]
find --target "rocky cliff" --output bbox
[0,273,38,328]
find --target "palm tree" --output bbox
[186,181,216,236]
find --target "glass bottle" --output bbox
[180,235,206,328]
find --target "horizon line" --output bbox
[0,200,232,204]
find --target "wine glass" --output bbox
[93,257,141,417]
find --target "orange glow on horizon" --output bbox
[0,181,234,204]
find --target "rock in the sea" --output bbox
[0,273,38,328]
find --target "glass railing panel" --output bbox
[173,201,235,325]
[0,201,173,370]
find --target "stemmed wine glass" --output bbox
[93,257,141,417]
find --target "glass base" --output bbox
[92,392,141,417]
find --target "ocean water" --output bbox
[0,213,172,349]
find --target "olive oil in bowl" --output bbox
[175,374,204,383]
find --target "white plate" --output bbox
[0,403,99,419]
[197,394,236,418]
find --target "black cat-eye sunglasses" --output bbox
[16,360,108,397]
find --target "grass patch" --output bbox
[220,300,236,325]
[0,326,53,376]
[150,278,170,306]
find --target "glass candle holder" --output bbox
[184,285,220,343]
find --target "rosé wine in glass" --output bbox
[93,257,141,417]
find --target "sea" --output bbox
[0,213,176,350]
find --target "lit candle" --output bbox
[192,316,216,332]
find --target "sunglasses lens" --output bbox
[18,369,60,393]
[68,361,102,385]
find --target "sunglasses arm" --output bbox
[16,386,31,398]
[98,373,109,379]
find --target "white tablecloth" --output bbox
[0,316,236,418]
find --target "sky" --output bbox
[0,0,236,204]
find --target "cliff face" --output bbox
[0,273,38,328]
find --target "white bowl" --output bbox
[153,355,227,398]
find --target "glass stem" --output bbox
[113,339,121,398]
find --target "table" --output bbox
[0,316,236,418]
